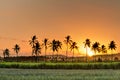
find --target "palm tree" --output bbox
[42,38,49,62]
[101,45,107,61]
[50,39,57,61]
[108,41,117,61]
[92,42,100,62]
[56,40,62,62]
[84,38,91,62]
[70,42,78,62]
[3,48,10,58]
[34,42,41,62]
[29,35,38,55]
[64,35,73,61]
[13,44,20,58]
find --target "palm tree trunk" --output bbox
[66,44,68,62]
[72,49,74,62]
[45,48,46,62]
[86,47,88,62]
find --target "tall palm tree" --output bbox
[92,42,100,62]
[101,45,107,61]
[29,35,38,55]
[13,44,20,58]
[64,35,73,61]
[50,39,57,61]
[108,41,117,61]
[56,40,62,62]
[70,42,78,62]
[84,38,91,62]
[42,38,49,62]
[3,48,10,58]
[34,42,41,62]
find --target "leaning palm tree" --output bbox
[13,44,20,58]
[3,48,10,58]
[108,41,117,61]
[64,35,73,61]
[70,42,79,62]
[56,40,62,62]
[92,42,100,62]
[42,38,49,62]
[29,35,38,55]
[84,38,91,62]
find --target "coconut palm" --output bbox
[108,41,117,61]
[13,44,20,58]
[92,42,100,62]
[29,35,38,55]
[34,42,41,62]
[49,39,57,61]
[101,45,107,61]
[56,40,62,61]
[70,42,79,62]
[42,38,49,62]
[84,38,91,62]
[3,48,10,58]
[64,35,73,61]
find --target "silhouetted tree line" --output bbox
[2,35,117,62]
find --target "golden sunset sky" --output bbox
[0,0,120,56]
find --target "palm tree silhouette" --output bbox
[29,35,38,56]
[101,45,107,61]
[56,40,62,62]
[70,42,78,62]
[3,48,10,58]
[108,41,117,61]
[84,39,91,62]
[92,42,100,62]
[34,42,41,62]
[13,44,20,61]
[42,38,49,62]
[64,35,73,61]
[50,39,57,61]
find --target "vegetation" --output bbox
[0,62,120,69]
[0,69,120,80]
[84,39,91,62]
[1,35,118,63]
[109,41,117,61]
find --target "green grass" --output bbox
[0,62,120,69]
[0,69,120,80]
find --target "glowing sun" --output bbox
[87,48,94,56]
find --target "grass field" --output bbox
[0,62,120,69]
[0,69,119,80]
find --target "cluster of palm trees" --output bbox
[3,35,117,62]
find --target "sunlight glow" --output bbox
[87,48,94,56]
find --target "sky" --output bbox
[0,0,120,56]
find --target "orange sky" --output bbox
[0,0,120,56]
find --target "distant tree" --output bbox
[64,35,73,61]
[29,35,38,56]
[108,41,117,61]
[42,38,49,62]
[101,45,107,53]
[3,48,10,58]
[70,42,79,62]
[34,42,41,62]
[84,38,91,62]
[13,44,20,58]
[101,45,107,61]
[34,42,41,56]
[92,42,101,62]
[56,40,62,62]
[49,39,57,61]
